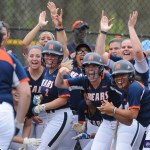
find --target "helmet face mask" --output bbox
[42,40,64,69]
[111,60,135,88]
[43,53,60,69]
[84,64,101,82]
[82,52,104,82]
[112,73,132,89]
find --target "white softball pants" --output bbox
[37,108,73,150]
[0,102,15,150]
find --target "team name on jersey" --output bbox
[30,85,41,94]
[41,79,54,88]
[87,92,108,101]
[70,71,82,78]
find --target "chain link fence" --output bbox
[0,0,150,64]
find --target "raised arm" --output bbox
[95,11,113,56]
[47,1,69,58]
[22,11,48,55]
[128,11,144,61]
[55,66,70,89]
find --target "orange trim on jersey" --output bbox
[101,72,105,79]
[108,53,110,59]
[20,78,30,82]
[136,81,145,88]
[65,79,70,87]
[0,50,14,67]
[129,106,140,110]
[59,94,70,98]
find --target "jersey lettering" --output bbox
[30,85,41,94]
[70,71,79,78]
[87,92,108,101]
[41,79,54,88]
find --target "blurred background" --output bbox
[0,0,150,64]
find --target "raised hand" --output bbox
[59,67,71,76]
[61,59,73,71]
[128,11,138,28]
[47,1,58,16]
[100,10,113,32]
[38,11,48,28]
[47,1,63,27]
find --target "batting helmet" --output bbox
[82,52,104,76]
[111,60,135,83]
[42,40,64,56]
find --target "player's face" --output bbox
[109,42,122,57]
[1,27,9,47]
[27,48,42,69]
[121,39,134,61]
[76,47,90,68]
[85,64,100,82]
[39,32,54,47]
[73,28,87,42]
[114,74,130,89]
[43,53,59,69]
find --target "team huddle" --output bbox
[1,1,150,150]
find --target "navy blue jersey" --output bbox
[41,68,70,110]
[123,81,150,127]
[0,50,29,105]
[78,100,102,126]
[66,73,122,121]
[24,67,47,118]
[69,66,84,111]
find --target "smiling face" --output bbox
[113,74,130,89]
[27,48,42,70]
[39,32,54,47]
[121,39,134,61]
[43,53,59,69]
[76,47,90,68]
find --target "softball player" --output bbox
[99,59,150,150]
[55,52,122,150]
[32,40,73,150]
[9,45,45,150]
[0,26,31,149]
[47,3,97,149]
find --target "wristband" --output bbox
[55,27,65,32]
[113,107,117,114]
[101,30,107,35]
[37,24,42,30]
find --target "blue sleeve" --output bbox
[67,76,86,91]
[10,54,29,81]
[127,82,144,108]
